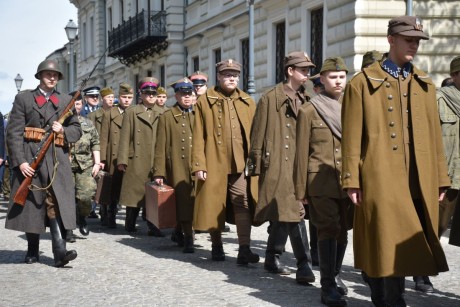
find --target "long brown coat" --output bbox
[153,104,194,222]
[100,107,123,174]
[248,83,307,223]
[117,104,160,208]
[88,107,105,134]
[5,88,82,233]
[341,61,451,277]
[191,86,257,230]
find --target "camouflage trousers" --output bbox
[72,166,97,216]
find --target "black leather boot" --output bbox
[264,221,290,274]
[107,203,117,228]
[290,220,315,284]
[237,245,260,265]
[335,242,348,295]
[49,217,77,267]
[183,235,194,253]
[413,276,434,293]
[309,221,319,266]
[318,239,347,306]
[24,233,40,264]
[100,204,108,226]
[384,277,406,307]
[66,230,76,243]
[171,226,185,247]
[363,272,385,307]
[211,244,225,261]
[78,215,89,236]
[125,207,139,233]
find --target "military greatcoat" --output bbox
[88,107,105,134]
[192,86,257,231]
[153,104,194,222]
[117,104,160,208]
[6,87,82,234]
[341,61,451,277]
[100,107,124,175]
[248,82,309,223]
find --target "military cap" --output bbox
[69,90,82,101]
[284,51,316,68]
[450,56,460,74]
[119,83,134,95]
[310,74,322,87]
[138,77,159,93]
[361,50,383,69]
[216,59,241,72]
[83,86,101,96]
[100,87,114,98]
[35,59,64,80]
[157,86,167,95]
[189,71,208,85]
[387,16,429,40]
[170,77,194,93]
[320,57,349,74]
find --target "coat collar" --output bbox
[170,104,195,123]
[274,82,311,112]
[205,86,252,106]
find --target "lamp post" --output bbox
[14,73,23,92]
[65,19,78,91]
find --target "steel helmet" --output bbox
[35,59,64,80]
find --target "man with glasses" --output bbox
[117,77,164,237]
[192,59,259,264]
[80,86,101,118]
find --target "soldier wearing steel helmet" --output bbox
[5,59,82,267]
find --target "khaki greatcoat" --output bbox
[341,61,451,277]
[248,82,308,223]
[153,104,194,222]
[191,86,257,231]
[117,104,160,208]
[88,107,105,134]
[100,107,124,175]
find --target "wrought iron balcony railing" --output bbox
[108,10,168,65]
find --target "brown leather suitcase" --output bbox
[145,182,176,229]
[95,171,112,205]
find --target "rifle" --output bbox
[13,46,109,206]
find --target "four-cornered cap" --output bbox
[361,50,383,69]
[68,90,82,100]
[119,83,134,95]
[189,71,208,85]
[138,77,159,92]
[450,56,460,74]
[157,86,167,95]
[283,51,316,68]
[83,86,101,96]
[216,59,241,72]
[388,16,429,40]
[170,77,194,93]
[35,59,64,80]
[320,57,349,74]
[100,87,114,98]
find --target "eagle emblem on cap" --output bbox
[228,59,233,67]
[415,17,423,30]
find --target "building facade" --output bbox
[51,0,460,99]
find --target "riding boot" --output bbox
[335,242,348,295]
[237,245,260,265]
[309,221,319,266]
[49,217,77,267]
[100,204,108,226]
[171,225,185,247]
[264,221,290,274]
[384,277,406,307]
[66,230,76,243]
[24,233,40,264]
[290,220,315,284]
[318,239,347,306]
[125,207,139,233]
[183,235,195,253]
[78,215,89,236]
[363,272,385,307]
[107,203,117,228]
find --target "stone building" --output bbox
[51,0,460,99]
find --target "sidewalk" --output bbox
[0,200,459,306]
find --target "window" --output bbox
[160,65,165,87]
[275,22,286,83]
[90,17,95,56]
[241,38,249,92]
[214,48,221,84]
[119,0,124,23]
[310,7,323,75]
[193,56,199,73]
[108,7,113,30]
[82,22,87,59]
[147,70,152,77]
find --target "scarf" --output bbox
[438,85,460,118]
[310,92,342,139]
[382,58,412,79]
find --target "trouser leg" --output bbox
[384,277,406,307]
[24,233,40,263]
[289,220,315,283]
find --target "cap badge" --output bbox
[415,17,423,30]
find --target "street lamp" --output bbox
[14,73,23,92]
[65,19,78,91]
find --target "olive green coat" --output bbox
[248,83,308,223]
[100,107,124,175]
[191,86,257,231]
[88,107,106,134]
[153,104,194,222]
[117,104,160,208]
[341,61,451,277]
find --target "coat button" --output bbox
[218,141,221,145]
[181,155,185,159]
[388,106,393,112]
[335,148,339,152]
[386,83,390,88]
[182,123,185,127]
[285,135,289,139]
[195,162,199,166]
[393,145,398,150]
[389,121,395,127]
[286,123,291,128]
[344,172,351,178]
[403,93,407,97]
[388,95,393,100]
[181,138,185,142]
[285,145,289,149]
[391,133,396,138]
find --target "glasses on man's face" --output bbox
[220,73,240,79]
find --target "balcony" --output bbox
[108,10,168,66]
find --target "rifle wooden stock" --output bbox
[13,96,78,206]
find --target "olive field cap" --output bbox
[362,50,383,69]
[119,83,134,95]
[320,57,349,74]
[35,59,64,80]
[157,86,167,95]
[387,16,429,40]
[284,51,316,68]
[83,86,101,96]
[450,56,460,74]
[216,59,241,72]
[100,87,114,98]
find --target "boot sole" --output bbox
[321,296,347,306]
